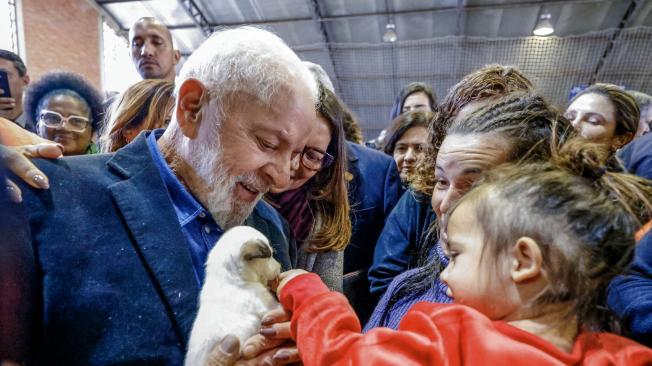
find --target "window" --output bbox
[101,20,140,95]
[0,0,19,53]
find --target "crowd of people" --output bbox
[1,15,652,366]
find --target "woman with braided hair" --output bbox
[367,91,573,330]
[368,65,535,304]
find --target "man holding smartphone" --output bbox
[0,50,31,131]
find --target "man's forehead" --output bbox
[0,59,17,72]
[130,21,173,43]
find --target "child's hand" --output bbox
[274,269,308,297]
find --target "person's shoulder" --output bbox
[347,141,393,166]
[30,153,113,181]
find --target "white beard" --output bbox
[177,102,267,230]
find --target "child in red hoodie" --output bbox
[274,141,652,365]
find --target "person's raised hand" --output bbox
[1,143,62,202]
[0,95,16,113]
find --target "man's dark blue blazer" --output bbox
[343,142,401,323]
[16,132,293,365]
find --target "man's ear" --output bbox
[172,49,181,66]
[22,74,30,86]
[176,78,206,139]
[510,237,543,283]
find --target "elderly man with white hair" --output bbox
[9,27,317,365]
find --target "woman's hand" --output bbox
[1,143,62,202]
[202,308,300,366]
[202,270,311,366]
[231,269,310,365]
[236,306,298,365]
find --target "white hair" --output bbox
[161,27,317,228]
[176,26,317,109]
[303,61,334,93]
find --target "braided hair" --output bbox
[453,139,652,330]
[412,65,533,194]
[380,92,571,326]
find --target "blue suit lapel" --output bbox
[106,133,199,347]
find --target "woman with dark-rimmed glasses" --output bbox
[24,71,104,156]
[265,85,351,291]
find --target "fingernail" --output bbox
[32,174,49,189]
[262,358,274,366]
[273,352,290,362]
[6,185,21,203]
[260,327,276,337]
[219,335,239,355]
[261,317,273,326]
[242,345,255,356]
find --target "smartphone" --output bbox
[0,70,11,98]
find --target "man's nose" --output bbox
[264,155,293,191]
[438,190,460,217]
[140,42,154,57]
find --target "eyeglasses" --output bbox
[39,109,90,133]
[300,147,335,172]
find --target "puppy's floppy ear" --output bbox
[241,239,273,261]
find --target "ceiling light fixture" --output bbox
[533,12,554,36]
[383,22,397,43]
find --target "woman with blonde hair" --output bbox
[101,79,174,153]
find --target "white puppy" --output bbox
[185,226,281,366]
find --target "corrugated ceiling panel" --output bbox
[196,0,311,24]
[104,1,194,27]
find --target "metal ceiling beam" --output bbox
[87,0,128,37]
[178,0,212,37]
[305,0,341,92]
[590,0,641,83]
[96,0,144,4]
[455,0,467,36]
[123,0,611,32]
